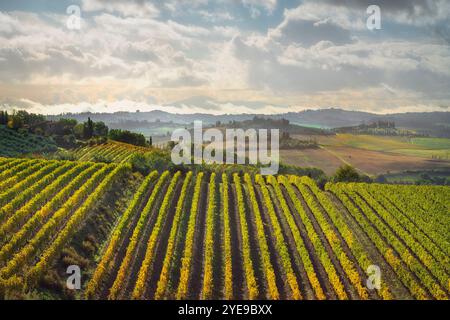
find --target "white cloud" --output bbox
[0,1,449,113]
[242,0,277,18]
[280,2,366,31]
[0,11,225,88]
[311,0,450,27]
[278,41,450,76]
[198,10,234,23]
[81,0,160,18]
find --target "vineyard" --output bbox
[0,157,448,300]
[73,141,152,163]
[0,157,129,294]
[85,171,449,300]
[0,125,57,157]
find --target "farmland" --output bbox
[73,141,153,163]
[0,158,130,296]
[0,156,448,300]
[282,134,450,175]
[0,125,57,157]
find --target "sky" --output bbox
[0,0,449,115]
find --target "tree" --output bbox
[332,165,362,182]
[8,111,23,130]
[83,117,94,139]
[130,151,173,175]
[0,111,7,125]
[149,136,153,147]
[375,175,387,183]
[73,123,84,139]
[108,129,146,146]
[15,110,45,126]
[53,118,77,135]
[94,121,108,137]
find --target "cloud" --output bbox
[198,10,234,23]
[268,13,353,47]
[238,37,450,98]
[81,0,160,18]
[242,0,277,18]
[278,41,450,77]
[0,11,217,87]
[296,0,450,28]
[0,1,449,114]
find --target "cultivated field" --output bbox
[0,158,129,293]
[283,134,450,175]
[1,157,448,300]
[73,141,152,163]
[312,134,450,158]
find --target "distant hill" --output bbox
[47,108,450,137]
[218,117,330,135]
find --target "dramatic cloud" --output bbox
[0,0,449,114]
[315,0,450,26]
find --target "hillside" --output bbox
[0,157,448,300]
[72,140,154,163]
[0,125,57,157]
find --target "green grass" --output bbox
[410,137,450,149]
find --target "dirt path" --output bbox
[320,146,370,176]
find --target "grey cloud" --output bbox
[165,95,286,111]
[312,0,450,25]
[116,42,160,62]
[272,18,353,47]
[317,0,437,14]
[0,98,35,110]
[165,96,223,110]
[158,73,208,88]
[231,31,450,101]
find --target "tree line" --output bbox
[0,110,152,148]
